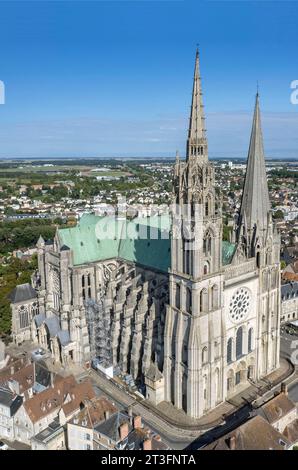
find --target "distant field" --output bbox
[85,170,132,177]
[0,164,91,173]
[0,164,133,185]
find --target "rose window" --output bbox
[229,288,251,323]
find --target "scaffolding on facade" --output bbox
[84,297,112,367]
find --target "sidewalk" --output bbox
[153,358,295,429]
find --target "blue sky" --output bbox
[0,1,297,159]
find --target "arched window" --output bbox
[19,306,29,329]
[184,247,191,275]
[191,201,195,217]
[202,346,208,364]
[200,289,208,312]
[82,276,85,288]
[186,287,192,313]
[175,284,180,310]
[236,327,243,359]
[214,341,220,358]
[205,200,209,216]
[203,262,209,275]
[215,368,220,402]
[31,302,39,316]
[211,285,219,310]
[87,274,91,286]
[203,374,208,409]
[203,233,212,257]
[248,328,254,352]
[227,338,233,364]
[227,369,234,392]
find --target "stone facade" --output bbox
[10,49,281,419]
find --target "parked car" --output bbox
[0,441,8,450]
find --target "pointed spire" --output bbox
[36,235,45,248]
[240,93,270,234]
[186,48,208,160]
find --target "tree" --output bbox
[280,260,287,270]
[223,224,232,242]
[273,210,284,220]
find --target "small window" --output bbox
[227,338,233,364]
[235,371,241,385]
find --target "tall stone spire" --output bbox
[186,48,208,161]
[240,93,270,234]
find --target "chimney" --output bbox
[127,405,133,424]
[104,410,110,420]
[228,435,236,450]
[133,415,142,429]
[281,382,288,395]
[119,422,129,440]
[143,438,152,451]
[154,435,161,441]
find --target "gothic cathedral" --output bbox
[10,50,281,420]
[163,50,280,418]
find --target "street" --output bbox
[88,370,200,449]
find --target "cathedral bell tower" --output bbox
[237,94,281,376]
[164,50,224,418]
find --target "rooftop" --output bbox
[57,213,236,271]
[258,392,296,424]
[8,283,37,304]
[31,419,64,444]
[281,281,298,300]
[23,375,95,423]
[203,415,291,450]
[70,396,117,428]
[94,411,132,442]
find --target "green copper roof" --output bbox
[222,240,236,266]
[58,213,235,272]
[58,213,171,272]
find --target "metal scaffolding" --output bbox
[84,297,112,366]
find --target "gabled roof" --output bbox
[281,282,298,301]
[94,411,132,442]
[259,392,296,425]
[57,330,71,346]
[23,375,95,424]
[203,415,291,450]
[283,419,298,445]
[146,361,163,381]
[70,396,117,429]
[58,213,237,270]
[8,283,37,304]
[0,386,17,407]
[44,316,60,338]
[58,213,171,272]
[8,363,34,393]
